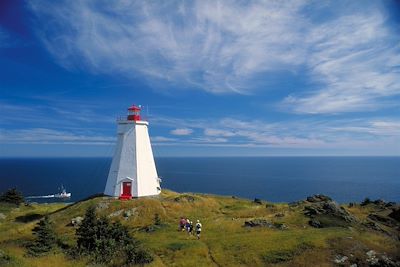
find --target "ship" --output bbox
[54,185,71,198]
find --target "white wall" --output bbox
[135,122,160,196]
[104,120,160,197]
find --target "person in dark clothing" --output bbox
[179,217,186,231]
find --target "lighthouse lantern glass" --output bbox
[127,105,141,121]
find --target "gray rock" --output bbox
[108,209,124,218]
[366,250,379,265]
[96,202,109,210]
[244,219,274,228]
[304,196,357,228]
[368,214,399,228]
[334,255,348,264]
[380,254,399,267]
[244,219,287,230]
[174,195,195,202]
[274,222,288,230]
[350,264,357,267]
[306,194,332,203]
[71,216,83,226]
[140,225,161,233]
[366,250,376,258]
[0,213,6,220]
[309,219,322,228]
[362,220,387,233]
[304,205,319,216]
[123,208,137,219]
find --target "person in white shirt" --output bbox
[195,220,202,240]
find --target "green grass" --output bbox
[0,190,399,266]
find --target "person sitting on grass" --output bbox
[196,220,202,240]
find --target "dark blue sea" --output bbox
[0,157,399,203]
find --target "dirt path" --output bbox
[205,243,222,267]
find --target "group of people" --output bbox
[179,217,202,239]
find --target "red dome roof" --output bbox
[128,105,141,111]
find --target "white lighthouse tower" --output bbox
[104,105,161,199]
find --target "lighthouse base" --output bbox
[119,195,132,200]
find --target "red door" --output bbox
[120,182,132,200]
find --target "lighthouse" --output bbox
[104,105,161,199]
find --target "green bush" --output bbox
[361,197,372,206]
[76,205,97,252]
[0,249,12,265]
[0,188,24,205]
[75,206,153,265]
[125,245,153,265]
[27,216,57,256]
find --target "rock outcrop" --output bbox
[70,216,83,226]
[244,219,288,230]
[303,194,357,228]
[389,208,400,222]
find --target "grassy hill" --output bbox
[0,190,399,266]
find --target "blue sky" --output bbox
[1,0,400,157]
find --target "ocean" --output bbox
[0,157,399,204]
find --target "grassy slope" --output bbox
[0,190,399,267]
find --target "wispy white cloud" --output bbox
[329,119,400,136]
[283,13,400,113]
[170,128,193,136]
[0,128,114,145]
[0,101,114,127]
[3,114,399,153]
[204,128,236,137]
[28,0,307,94]
[28,1,400,114]
[152,115,400,150]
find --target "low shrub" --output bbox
[75,205,153,265]
[361,197,372,206]
[0,249,12,265]
[0,188,24,205]
[27,216,57,256]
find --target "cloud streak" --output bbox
[28,0,400,114]
[2,112,399,154]
[0,128,114,145]
[284,13,400,113]
[29,1,308,94]
[170,128,193,136]
[151,115,400,151]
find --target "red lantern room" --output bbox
[127,105,141,121]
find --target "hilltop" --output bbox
[0,190,399,266]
